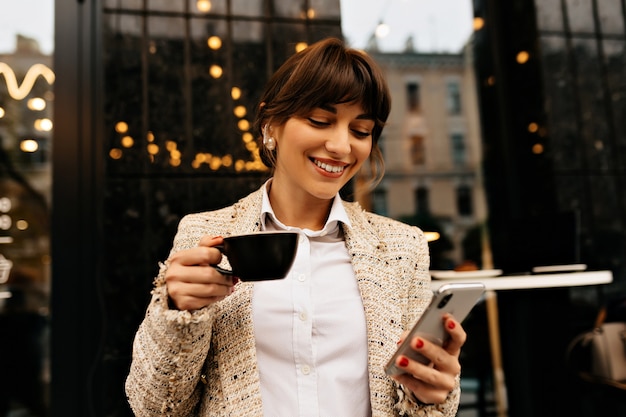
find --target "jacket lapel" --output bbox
[342,202,401,402]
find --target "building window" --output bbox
[411,134,425,165]
[407,81,420,111]
[446,81,461,114]
[457,185,472,216]
[451,133,466,166]
[415,186,429,214]
[372,188,387,216]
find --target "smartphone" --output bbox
[384,282,486,376]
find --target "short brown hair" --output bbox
[255,38,391,185]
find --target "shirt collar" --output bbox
[260,179,351,237]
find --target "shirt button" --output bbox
[301,365,311,375]
[297,273,306,282]
[299,311,307,321]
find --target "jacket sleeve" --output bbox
[125,213,221,416]
[393,226,462,417]
[124,262,216,416]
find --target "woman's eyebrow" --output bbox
[319,103,337,113]
[318,103,374,120]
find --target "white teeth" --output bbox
[314,160,344,173]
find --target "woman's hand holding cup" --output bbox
[165,236,237,311]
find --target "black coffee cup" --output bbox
[214,231,299,281]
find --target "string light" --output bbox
[516,51,530,64]
[196,0,211,12]
[0,62,55,100]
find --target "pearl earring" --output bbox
[262,125,276,151]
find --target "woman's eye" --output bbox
[352,129,372,139]
[308,118,329,126]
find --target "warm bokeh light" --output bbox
[0,198,11,213]
[528,122,539,133]
[147,143,159,155]
[231,87,242,100]
[16,220,28,231]
[307,8,316,19]
[234,105,247,118]
[115,121,128,133]
[27,97,46,111]
[121,135,134,148]
[207,36,222,50]
[196,0,211,12]
[473,17,485,30]
[20,139,39,152]
[147,131,155,142]
[109,148,123,159]
[209,64,223,78]
[486,76,496,86]
[209,156,222,170]
[0,107,4,118]
[424,231,441,242]
[516,51,530,64]
[195,153,208,164]
[238,119,250,131]
[242,132,254,143]
[222,154,233,167]
[295,42,308,53]
[166,140,177,151]
[34,118,53,131]
[532,143,544,154]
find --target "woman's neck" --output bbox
[267,182,332,231]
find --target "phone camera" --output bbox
[437,294,453,309]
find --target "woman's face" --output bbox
[271,101,375,202]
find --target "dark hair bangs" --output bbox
[293,53,384,120]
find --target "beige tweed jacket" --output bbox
[125,188,460,417]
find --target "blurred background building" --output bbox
[0,0,624,416]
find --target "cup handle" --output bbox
[212,244,233,276]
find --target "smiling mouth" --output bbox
[313,159,346,174]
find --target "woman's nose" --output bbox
[324,128,351,155]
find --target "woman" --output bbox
[126,37,465,416]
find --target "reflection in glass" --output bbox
[0,3,54,415]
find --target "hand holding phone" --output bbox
[384,282,485,376]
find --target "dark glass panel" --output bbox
[310,0,341,18]
[565,0,595,33]
[189,0,228,14]
[539,35,583,171]
[146,16,188,172]
[147,0,185,12]
[535,0,564,32]
[103,0,144,9]
[103,13,146,175]
[603,39,626,160]
[231,0,263,16]
[597,0,625,36]
[274,0,306,18]
[571,37,614,171]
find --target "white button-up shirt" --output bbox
[252,183,371,417]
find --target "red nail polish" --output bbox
[415,338,424,349]
[447,320,456,330]
[398,357,409,367]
